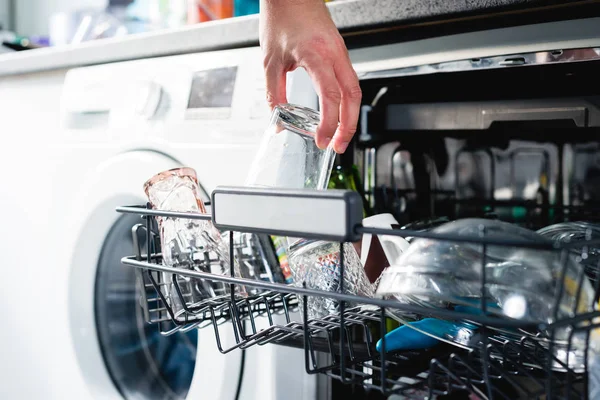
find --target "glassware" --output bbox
[233,232,286,284]
[288,240,375,320]
[144,167,245,321]
[240,104,336,289]
[536,221,600,391]
[537,221,600,284]
[245,104,335,190]
[376,218,597,370]
[377,218,595,322]
[399,216,450,243]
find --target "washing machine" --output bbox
[41,47,320,400]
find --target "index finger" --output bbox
[332,58,362,154]
[265,62,288,110]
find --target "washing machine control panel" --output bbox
[133,81,163,119]
[61,47,318,145]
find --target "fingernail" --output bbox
[335,141,349,154]
[320,136,332,149]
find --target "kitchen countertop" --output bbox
[0,0,576,77]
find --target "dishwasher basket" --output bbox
[118,186,600,400]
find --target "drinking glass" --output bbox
[537,221,600,284]
[144,167,245,321]
[239,104,337,291]
[245,103,336,190]
[537,221,600,389]
[288,239,375,320]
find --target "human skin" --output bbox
[259,0,362,154]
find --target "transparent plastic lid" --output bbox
[245,104,335,190]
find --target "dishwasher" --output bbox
[117,42,600,400]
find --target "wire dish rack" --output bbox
[118,186,600,400]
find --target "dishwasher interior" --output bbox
[119,48,600,400]
[357,48,600,230]
[353,48,600,399]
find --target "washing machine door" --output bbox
[66,150,241,400]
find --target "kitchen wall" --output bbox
[13,0,108,37]
[0,0,11,30]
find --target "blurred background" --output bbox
[0,0,261,51]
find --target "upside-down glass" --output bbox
[245,103,336,190]
[239,104,337,291]
[288,240,375,320]
[144,167,245,322]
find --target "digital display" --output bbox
[187,66,238,109]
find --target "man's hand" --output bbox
[259,0,362,154]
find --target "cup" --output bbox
[144,167,245,321]
[239,104,336,290]
[245,103,335,190]
[288,240,374,320]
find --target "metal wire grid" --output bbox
[117,202,600,399]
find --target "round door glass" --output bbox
[95,213,197,400]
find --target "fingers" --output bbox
[333,58,362,154]
[304,53,361,153]
[264,61,288,110]
[304,63,341,149]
